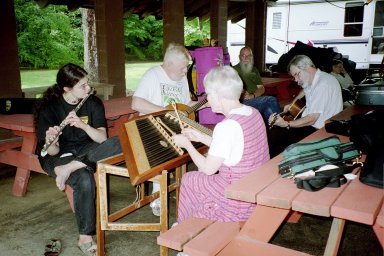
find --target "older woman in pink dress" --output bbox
[173,66,270,223]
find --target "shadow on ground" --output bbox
[0,166,382,256]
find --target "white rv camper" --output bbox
[266,0,384,71]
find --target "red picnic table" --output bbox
[156,105,383,255]
[0,96,137,197]
[223,105,384,255]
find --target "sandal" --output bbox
[78,240,97,256]
[44,239,61,256]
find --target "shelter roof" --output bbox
[35,0,263,23]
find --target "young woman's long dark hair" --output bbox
[34,63,88,123]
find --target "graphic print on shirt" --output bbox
[160,82,183,105]
[80,116,89,124]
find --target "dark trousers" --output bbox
[243,96,281,123]
[268,126,317,158]
[42,136,121,235]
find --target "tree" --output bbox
[15,1,211,67]
[15,0,83,68]
[184,18,210,47]
[124,15,163,61]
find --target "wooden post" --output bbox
[163,0,184,52]
[94,0,126,98]
[0,0,22,98]
[245,1,267,72]
[210,0,228,53]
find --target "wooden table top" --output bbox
[0,96,137,134]
[103,96,136,118]
[0,114,35,133]
[329,104,384,121]
[225,105,384,225]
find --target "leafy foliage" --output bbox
[185,18,210,47]
[15,1,211,67]
[15,0,83,68]
[124,15,164,60]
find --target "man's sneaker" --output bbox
[150,198,161,216]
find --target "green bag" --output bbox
[279,136,361,178]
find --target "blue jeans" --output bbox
[42,136,121,235]
[243,96,281,122]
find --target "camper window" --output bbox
[344,2,364,37]
[371,1,384,54]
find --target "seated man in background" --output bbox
[330,59,355,103]
[232,46,281,122]
[132,43,198,216]
[331,59,354,89]
[268,55,343,157]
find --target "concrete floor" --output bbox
[0,164,382,256]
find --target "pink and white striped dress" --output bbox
[177,108,270,222]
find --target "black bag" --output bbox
[278,136,360,178]
[295,163,360,192]
[279,136,362,192]
[349,109,384,188]
[324,119,351,137]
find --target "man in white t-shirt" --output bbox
[132,43,195,114]
[132,43,197,216]
[268,55,343,157]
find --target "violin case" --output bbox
[354,84,384,106]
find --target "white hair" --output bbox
[203,66,243,100]
[288,55,316,72]
[163,43,191,65]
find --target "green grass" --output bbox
[20,62,161,93]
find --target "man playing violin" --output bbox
[267,55,343,157]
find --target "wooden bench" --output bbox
[0,137,23,152]
[217,238,311,256]
[91,82,116,100]
[22,86,49,98]
[373,204,384,248]
[157,205,310,255]
[157,217,241,256]
[0,136,23,170]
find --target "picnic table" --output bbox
[0,96,137,197]
[157,104,383,255]
[223,104,384,255]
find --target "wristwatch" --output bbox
[286,121,290,130]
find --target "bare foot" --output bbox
[54,160,86,191]
[54,165,72,191]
